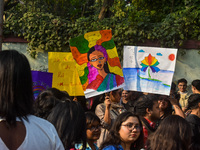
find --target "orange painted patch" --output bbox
[70,46,88,65]
[107,57,122,68]
[82,79,89,91]
[96,30,112,45]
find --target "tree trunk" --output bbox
[98,0,113,21]
[0,0,4,51]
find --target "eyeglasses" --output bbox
[121,123,142,131]
[90,57,104,62]
[87,125,102,131]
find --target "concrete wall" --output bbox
[3,43,200,92]
[2,43,48,72]
[174,49,200,92]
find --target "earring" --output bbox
[91,65,93,68]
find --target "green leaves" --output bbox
[3,0,200,59]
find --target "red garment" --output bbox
[143,117,156,145]
[143,126,148,145]
[115,74,124,86]
[87,74,104,90]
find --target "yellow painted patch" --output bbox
[141,59,149,66]
[107,47,118,58]
[108,63,123,76]
[76,63,88,77]
[151,58,157,66]
[84,31,102,48]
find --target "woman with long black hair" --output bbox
[0,50,64,150]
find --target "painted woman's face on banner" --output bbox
[89,50,106,70]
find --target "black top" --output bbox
[186,114,200,149]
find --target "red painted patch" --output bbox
[169,54,175,61]
[148,54,152,65]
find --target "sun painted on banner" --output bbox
[69,30,125,98]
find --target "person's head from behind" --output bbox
[188,94,200,116]
[34,90,60,119]
[85,112,101,142]
[46,87,70,100]
[177,78,187,92]
[126,91,143,112]
[187,94,200,149]
[47,99,86,149]
[0,50,33,126]
[100,111,143,150]
[191,80,200,94]
[148,115,191,150]
[127,91,143,101]
[134,95,160,122]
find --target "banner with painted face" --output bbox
[31,71,53,100]
[123,46,178,95]
[70,30,125,98]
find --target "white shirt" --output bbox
[0,115,64,150]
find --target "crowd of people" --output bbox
[0,49,200,150]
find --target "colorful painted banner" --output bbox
[123,46,178,95]
[48,52,84,96]
[69,30,125,98]
[31,71,53,100]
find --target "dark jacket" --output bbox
[186,114,200,149]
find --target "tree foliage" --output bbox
[3,0,200,58]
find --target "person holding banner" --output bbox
[95,89,126,147]
[0,50,64,150]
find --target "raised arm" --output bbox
[169,96,185,118]
[95,95,112,129]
